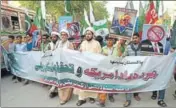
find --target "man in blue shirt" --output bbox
[26,35,33,51]
[14,35,27,83]
[15,35,27,52]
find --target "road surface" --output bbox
[1,75,176,107]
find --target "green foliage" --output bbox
[19,1,109,22]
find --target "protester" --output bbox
[8,35,15,53]
[123,33,142,107]
[23,36,28,43]
[74,27,101,106]
[150,37,171,107]
[8,35,16,80]
[95,35,106,47]
[48,31,60,51]
[171,48,176,99]
[26,35,33,51]
[48,31,60,98]
[77,35,85,50]
[97,36,125,107]
[15,35,27,52]
[116,38,126,57]
[21,35,33,85]
[14,35,27,83]
[57,29,74,105]
[39,34,50,52]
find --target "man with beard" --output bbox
[48,31,60,98]
[57,29,74,105]
[123,33,142,107]
[74,27,101,106]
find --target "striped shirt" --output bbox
[124,44,141,56]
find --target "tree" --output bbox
[19,1,109,22]
[92,1,109,21]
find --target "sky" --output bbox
[106,1,176,22]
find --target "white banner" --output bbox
[6,49,176,93]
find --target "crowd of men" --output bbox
[6,27,176,107]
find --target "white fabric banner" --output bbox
[7,49,176,93]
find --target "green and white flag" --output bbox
[93,19,109,37]
[34,7,45,30]
[125,0,134,9]
[84,8,91,27]
[25,11,31,33]
[64,0,71,16]
[89,1,95,24]
[41,1,46,20]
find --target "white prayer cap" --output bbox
[60,29,70,38]
[84,27,96,36]
[51,31,60,37]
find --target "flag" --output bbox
[162,10,171,26]
[72,9,76,21]
[89,1,95,24]
[134,17,139,32]
[161,0,164,16]
[144,1,150,14]
[145,1,158,24]
[93,19,109,37]
[170,20,176,48]
[80,16,89,35]
[125,1,134,9]
[138,0,145,32]
[156,0,160,14]
[64,0,71,16]
[25,13,31,34]
[41,1,46,20]
[173,20,176,28]
[34,7,45,30]
[84,8,91,27]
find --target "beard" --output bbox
[86,37,93,41]
[52,40,57,44]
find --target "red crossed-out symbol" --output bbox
[147,25,165,42]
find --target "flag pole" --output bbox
[41,1,46,53]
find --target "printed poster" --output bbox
[67,22,80,39]
[110,7,137,40]
[141,24,168,54]
[58,16,73,32]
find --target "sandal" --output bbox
[134,96,141,101]
[123,100,131,107]
[109,96,115,102]
[76,100,86,106]
[97,102,105,107]
[49,92,58,98]
[89,98,95,103]
[60,101,67,105]
[151,94,157,100]
[158,100,167,107]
